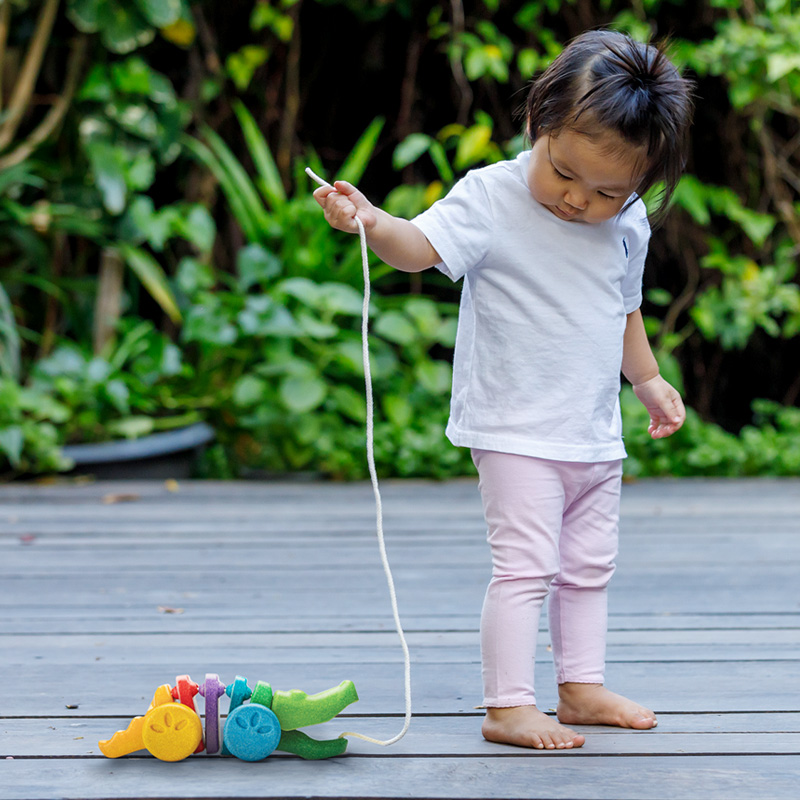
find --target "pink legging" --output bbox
[472,449,623,708]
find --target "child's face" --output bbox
[527,128,645,224]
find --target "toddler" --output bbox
[313,29,693,750]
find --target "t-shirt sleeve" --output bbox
[621,198,651,313]
[410,171,492,282]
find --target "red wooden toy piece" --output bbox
[171,675,205,753]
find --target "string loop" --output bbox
[306,167,412,747]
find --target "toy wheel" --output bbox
[142,704,203,762]
[223,705,281,762]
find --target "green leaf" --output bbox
[78,64,114,102]
[112,103,159,139]
[428,140,454,183]
[338,117,385,185]
[110,56,151,95]
[238,296,299,337]
[84,141,127,215]
[125,149,156,191]
[132,0,182,28]
[646,288,673,307]
[331,385,366,423]
[198,124,274,241]
[105,378,131,413]
[279,373,327,413]
[415,360,452,394]
[237,243,282,290]
[317,283,364,315]
[0,426,23,467]
[117,244,182,323]
[672,175,710,224]
[0,282,21,381]
[383,394,413,427]
[375,311,416,345]
[393,134,432,170]
[226,46,269,91]
[278,277,320,306]
[766,52,800,82]
[233,101,286,210]
[232,374,267,407]
[177,205,216,253]
[182,135,261,242]
[455,124,493,171]
[517,47,538,77]
[176,257,215,295]
[107,416,155,439]
[67,0,103,32]
[297,311,338,339]
[99,3,156,54]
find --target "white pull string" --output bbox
[305,167,411,747]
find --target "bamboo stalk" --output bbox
[0,0,11,110]
[0,0,60,153]
[449,0,472,126]
[0,34,87,170]
[277,0,302,184]
[93,248,125,356]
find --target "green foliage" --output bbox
[3,0,800,481]
[690,239,800,348]
[672,175,776,247]
[177,120,470,479]
[0,377,71,475]
[623,389,800,478]
[67,0,186,53]
[178,255,467,479]
[28,318,197,444]
[77,56,190,214]
[685,0,800,111]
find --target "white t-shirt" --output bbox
[411,151,650,463]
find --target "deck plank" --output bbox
[2,754,800,800]
[1,477,799,799]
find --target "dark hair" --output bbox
[525,29,694,226]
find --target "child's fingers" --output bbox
[312,184,335,203]
[314,189,360,233]
[648,409,685,438]
[312,179,374,234]
[333,180,372,209]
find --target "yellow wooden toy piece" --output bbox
[142,704,203,762]
[98,684,202,762]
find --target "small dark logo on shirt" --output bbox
[622,236,629,258]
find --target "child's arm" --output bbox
[622,309,685,439]
[313,180,440,273]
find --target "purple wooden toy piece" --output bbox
[199,673,226,755]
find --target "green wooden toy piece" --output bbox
[271,680,359,731]
[250,680,273,709]
[278,729,349,760]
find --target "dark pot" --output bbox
[61,422,215,480]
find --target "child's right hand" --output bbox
[312,180,378,235]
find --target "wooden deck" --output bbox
[1,477,799,799]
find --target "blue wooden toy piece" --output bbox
[99,673,359,762]
[221,676,252,755]
[223,704,282,762]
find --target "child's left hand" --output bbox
[632,375,686,438]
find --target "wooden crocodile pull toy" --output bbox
[99,675,359,762]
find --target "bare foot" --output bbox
[557,683,657,729]
[482,705,586,750]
